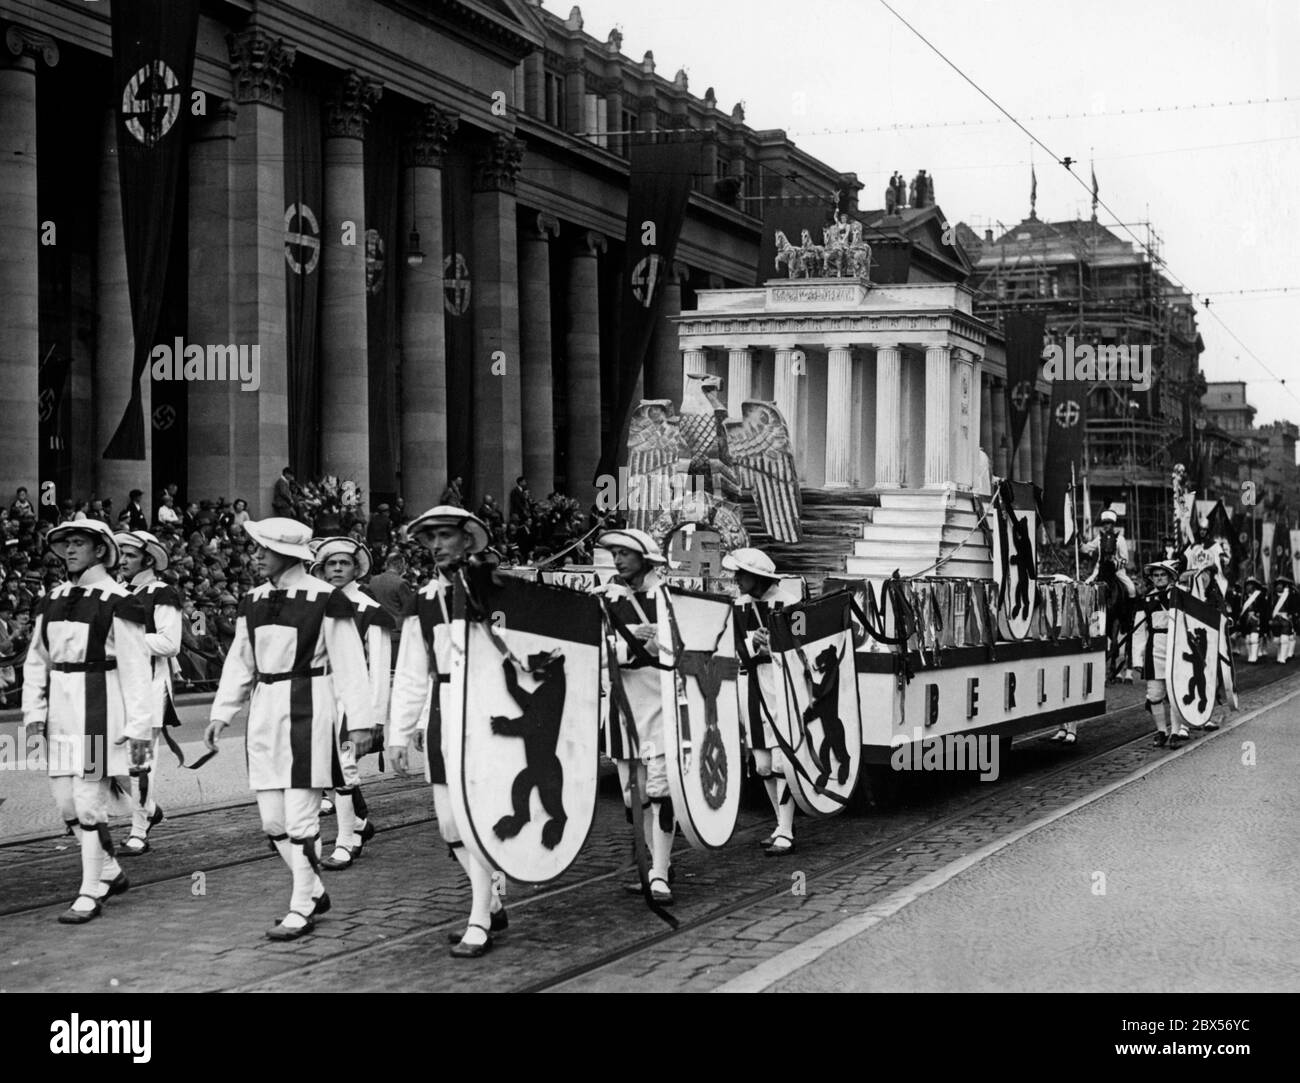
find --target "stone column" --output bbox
[566,230,605,502]
[471,134,525,506]
[519,210,559,495]
[400,104,457,511]
[681,346,707,402]
[990,376,1009,478]
[523,51,544,118]
[187,102,239,501]
[320,70,381,498]
[564,58,586,134]
[727,347,753,416]
[773,346,800,441]
[227,30,295,514]
[979,370,993,459]
[647,260,687,402]
[950,348,976,490]
[94,108,150,506]
[602,76,625,157]
[0,27,56,500]
[825,345,854,488]
[924,345,952,487]
[874,344,903,488]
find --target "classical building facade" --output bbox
[0,0,859,516]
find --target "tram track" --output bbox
[6,661,1293,992]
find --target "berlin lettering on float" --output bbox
[149,337,261,391]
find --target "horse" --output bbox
[799,229,824,277]
[774,230,803,278]
[1090,560,1135,682]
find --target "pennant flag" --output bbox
[1030,163,1038,217]
[1044,372,1087,536]
[1290,530,1300,584]
[1003,312,1045,466]
[284,83,323,478]
[595,132,704,483]
[104,0,202,460]
[1262,521,1275,581]
[1081,473,1093,538]
[1063,470,1077,545]
[1090,163,1099,219]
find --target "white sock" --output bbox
[649,803,674,884]
[463,854,494,944]
[100,852,123,882]
[77,825,106,904]
[333,790,359,851]
[287,840,317,919]
[776,780,795,839]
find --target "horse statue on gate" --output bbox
[774,230,804,278]
[799,230,825,278]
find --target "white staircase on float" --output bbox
[844,488,993,580]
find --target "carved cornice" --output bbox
[472,134,525,194]
[674,312,992,346]
[405,104,458,167]
[3,24,59,68]
[227,29,295,109]
[326,70,383,139]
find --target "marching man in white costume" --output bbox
[725,547,797,855]
[593,529,677,905]
[1270,574,1299,664]
[1133,559,1184,748]
[114,530,183,855]
[312,538,392,870]
[23,519,154,923]
[387,507,507,959]
[203,519,375,941]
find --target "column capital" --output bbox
[326,70,383,139]
[529,211,561,241]
[473,133,525,194]
[573,229,607,257]
[3,24,58,68]
[227,29,295,109]
[405,104,458,167]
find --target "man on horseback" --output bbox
[1081,510,1135,598]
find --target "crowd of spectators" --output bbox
[0,472,617,705]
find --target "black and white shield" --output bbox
[991,494,1038,641]
[1166,590,1220,730]
[445,578,603,884]
[656,588,743,850]
[769,593,862,816]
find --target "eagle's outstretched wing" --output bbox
[726,400,803,543]
[626,400,687,533]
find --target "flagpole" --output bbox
[1072,461,1081,580]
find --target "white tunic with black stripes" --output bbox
[128,571,183,729]
[210,565,373,791]
[22,568,154,780]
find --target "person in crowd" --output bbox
[272,466,298,519]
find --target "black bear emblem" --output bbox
[491,651,568,850]
[1180,627,1208,713]
[802,645,850,789]
[1009,512,1036,620]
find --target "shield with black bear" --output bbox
[768,592,862,816]
[991,481,1038,641]
[445,576,603,884]
[655,587,743,849]
[1165,589,1220,730]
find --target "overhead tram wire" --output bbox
[877,0,1300,405]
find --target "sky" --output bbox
[540,0,1300,425]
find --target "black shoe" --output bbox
[1169,733,1188,748]
[1152,733,1169,748]
[310,892,331,916]
[320,849,356,871]
[57,895,102,925]
[449,925,493,959]
[267,913,315,941]
[101,872,130,897]
[447,908,508,943]
[119,836,150,856]
[359,820,377,844]
[764,836,795,857]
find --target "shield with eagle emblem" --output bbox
[444,576,603,885]
[655,587,742,850]
[768,593,862,816]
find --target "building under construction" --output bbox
[957,213,1204,564]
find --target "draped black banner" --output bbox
[1043,374,1087,534]
[283,83,323,478]
[442,145,476,494]
[595,133,703,483]
[1003,312,1045,461]
[365,108,401,505]
[104,0,201,460]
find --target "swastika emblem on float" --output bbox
[1010,380,1033,412]
[284,203,320,275]
[152,405,177,431]
[1055,400,1081,427]
[444,253,471,315]
[121,60,182,147]
[631,254,663,308]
